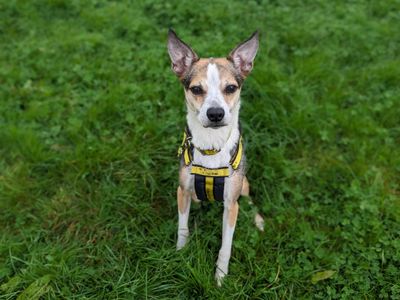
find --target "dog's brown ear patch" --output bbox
[228,31,259,77]
[167,29,199,78]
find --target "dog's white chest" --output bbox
[191,127,240,169]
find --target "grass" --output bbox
[0,0,399,298]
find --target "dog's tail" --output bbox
[241,176,265,231]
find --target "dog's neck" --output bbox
[186,103,241,151]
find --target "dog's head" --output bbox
[167,30,259,129]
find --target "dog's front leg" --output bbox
[215,200,239,285]
[177,186,191,250]
[215,173,243,286]
[215,174,242,286]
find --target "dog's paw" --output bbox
[215,255,229,286]
[254,212,265,232]
[176,236,188,250]
[176,228,189,250]
[215,268,226,287]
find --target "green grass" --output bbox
[1,0,400,298]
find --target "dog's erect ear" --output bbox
[167,29,199,77]
[228,31,259,77]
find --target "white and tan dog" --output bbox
[167,30,263,285]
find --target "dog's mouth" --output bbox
[204,123,227,129]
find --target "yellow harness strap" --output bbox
[205,177,215,202]
[191,165,230,177]
[230,136,243,170]
[183,147,192,165]
[178,130,193,166]
[197,148,220,155]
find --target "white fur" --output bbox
[187,107,239,150]
[192,125,240,169]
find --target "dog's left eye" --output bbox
[225,85,238,94]
[190,86,204,95]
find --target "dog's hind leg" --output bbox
[240,176,250,196]
[177,186,191,250]
[241,176,265,232]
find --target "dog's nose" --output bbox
[207,107,225,122]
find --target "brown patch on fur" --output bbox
[226,172,243,227]
[213,58,243,87]
[182,59,210,109]
[228,201,239,227]
[178,166,192,211]
[181,59,208,89]
[230,172,244,199]
[177,186,191,213]
[213,58,243,109]
[187,59,210,86]
[241,176,250,196]
[179,166,189,188]
[177,186,185,214]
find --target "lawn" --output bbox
[0,0,399,298]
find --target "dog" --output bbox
[167,29,263,285]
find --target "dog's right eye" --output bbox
[190,86,204,95]
[224,84,238,94]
